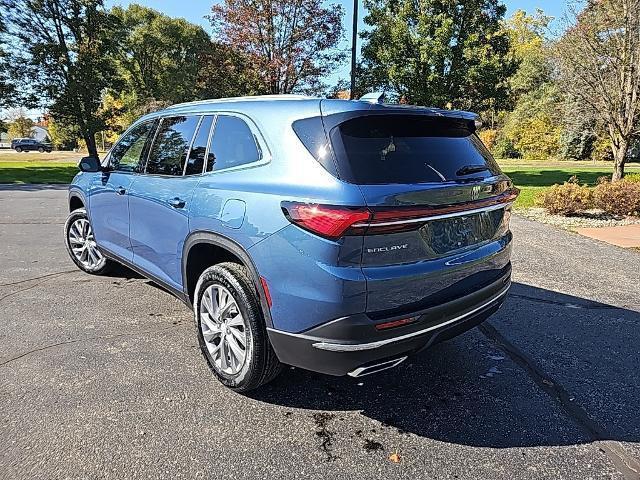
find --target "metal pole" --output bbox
[349,0,358,100]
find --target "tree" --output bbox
[359,0,516,110]
[8,116,35,139]
[209,0,345,94]
[555,0,640,180]
[491,9,562,160]
[0,16,15,107]
[1,0,121,157]
[111,5,213,104]
[505,9,554,100]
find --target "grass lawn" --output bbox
[0,151,82,184]
[0,161,79,184]
[499,163,640,208]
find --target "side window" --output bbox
[207,116,261,172]
[146,116,199,176]
[185,115,214,175]
[109,121,157,173]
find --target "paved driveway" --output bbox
[1,185,639,480]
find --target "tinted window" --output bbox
[146,116,199,176]
[109,120,157,173]
[185,116,214,175]
[325,115,501,184]
[207,116,261,172]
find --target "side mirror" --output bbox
[78,156,101,173]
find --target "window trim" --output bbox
[143,114,203,178]
[203,111,271,175]
[104,118,159,175]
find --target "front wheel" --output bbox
[38,147,44,153]
[194,262,281,392]
[15,147,22,153]
[64,208,112,274]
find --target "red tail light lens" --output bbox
[281,202,370,239]
[281,188,518,239]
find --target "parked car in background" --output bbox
[11,138,52,152]
[64,94,518,392]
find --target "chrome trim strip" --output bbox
[352,202,511,228]
[313,283,510,352]
[347,356,408,378]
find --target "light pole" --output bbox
[349,0,358,99]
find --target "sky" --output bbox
[106,0,571,86]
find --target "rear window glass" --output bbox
[295,114,502,185]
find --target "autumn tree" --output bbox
[360,0,516,110]
[209,0,345,94]
[493,9,562,160]
[1,0,121,157]
[555,0,640,180]
[7,113,34,138]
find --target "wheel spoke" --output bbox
[229,326,246,347]
[227,334,245,363]
[227,313,244,327]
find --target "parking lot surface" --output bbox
[1,185,639,479]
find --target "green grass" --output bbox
[0,161,78,184]
[500,164,640,208]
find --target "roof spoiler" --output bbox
[359,92,386,104]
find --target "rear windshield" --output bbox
[293,114,502,184]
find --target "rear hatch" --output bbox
[292,105,517,317]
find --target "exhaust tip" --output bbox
[347,356,408,378]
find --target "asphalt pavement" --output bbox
[1,184,639,479]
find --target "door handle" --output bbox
[168,197,186,209]
[115,186,126,195]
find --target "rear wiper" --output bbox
[456,165,490,176]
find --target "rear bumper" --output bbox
[267,265,511,376]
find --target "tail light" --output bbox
[281,188,518,240]
[281,202,370,239]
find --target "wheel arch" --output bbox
[68,190,87,212]
[182,231,273,327]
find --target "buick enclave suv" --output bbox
[64,95,518,391]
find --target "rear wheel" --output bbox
[194,262,281,392]
[15,146,22,153]
[64,208,112,274]
[38,147,44,153]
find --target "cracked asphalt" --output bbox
[1,185,639,480]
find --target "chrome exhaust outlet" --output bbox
[347,356,408,378]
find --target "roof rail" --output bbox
[164,94,314,110]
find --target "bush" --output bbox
[593,179,640,216]
[537,178,593,215]
[624,173,640,183]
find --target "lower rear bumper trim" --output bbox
[272,282,509,352]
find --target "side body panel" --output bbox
[129,175,201,290]
[87,171,136,262]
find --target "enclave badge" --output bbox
[367,244,409,254]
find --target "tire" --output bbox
[38,147,44,153]
[15,147,22,152]
[64,208,112,275]
[194,262,282,392]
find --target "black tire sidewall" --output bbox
[64,208,110,275]
[194,264,267,391]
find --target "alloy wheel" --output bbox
[67,218,104,269]
[200,284,248,375]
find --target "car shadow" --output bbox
[248,283,640,448]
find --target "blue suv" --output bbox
[65,95,518,391]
